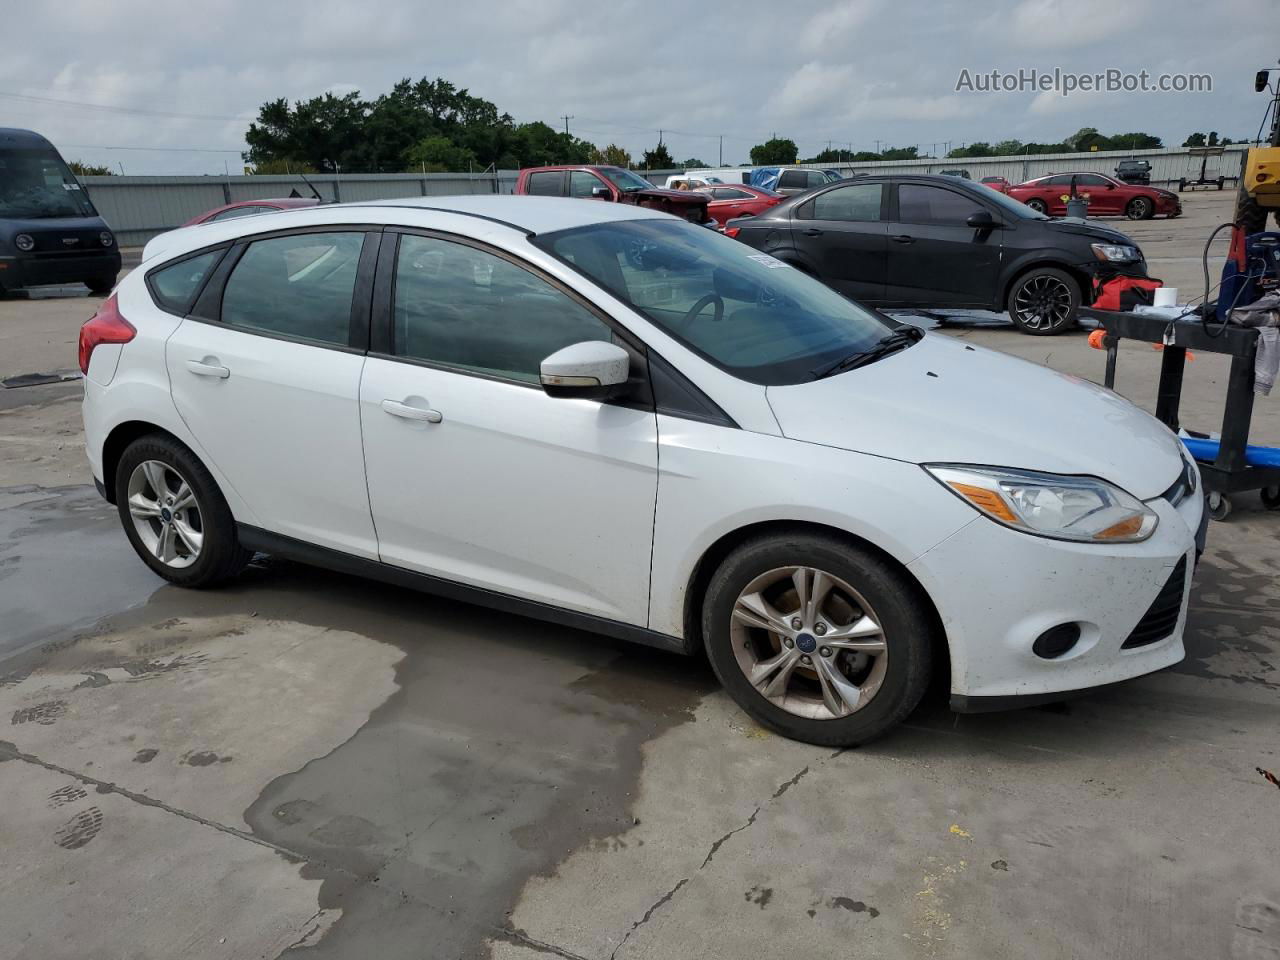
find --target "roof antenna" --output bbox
[299,172,324,202]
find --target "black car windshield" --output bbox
[534,219,896,385]
[0,146,97,219]
[599,167,654,193]
[983,186,1049,220]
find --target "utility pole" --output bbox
[874,139,883,154]
[718,134,723,166]
[560,114,573,135]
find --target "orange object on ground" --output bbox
[1088,329,1107,350]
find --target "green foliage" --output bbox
[243,77,598,173]
[67,160,113,176]
[642,141,675,169]
[878,145,919,161]
[591,144,632,167]
[246,158,317,175]
[679,157,707,167]
[749,138,798,165]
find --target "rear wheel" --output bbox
[85,275,117,295]
[1026,198,1048,214]
[1007,267,1079,335]
[115,434,251,587]
[702,533,934,747]
[1126,197,1154,220]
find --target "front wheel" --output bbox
[1126,197,1154,220]
[1007,267,1079,335]
[1025,198,1048,214]
[115,434,251,587]
[702,533,934,747]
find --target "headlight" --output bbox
[14,233,34,252]
[1091,242,1140,262]
[99,231,114,247]
[924,464,1158,543]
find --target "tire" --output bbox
[1261,487,1280,511]
[85,275,117,295]
[1217,177,1225,190]
[114,434,251,587]
[1026,198,1048,214]
[1126,197,1154,220]
[1207,492,1233,522]
[1007,266,1080,335]
[701,532,934,747]
[1178,178,1187,192]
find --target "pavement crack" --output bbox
[609,877,689,960]
[699,806,760,869]
[771,764,810,799]
[497,927,595,960]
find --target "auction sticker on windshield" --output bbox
[747,253,788,269]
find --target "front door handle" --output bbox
[185,359,230,379]
[802,228,823,237]
[381,399,443,423]
[891,235,915,244]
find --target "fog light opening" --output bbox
[1033,623,1081,659]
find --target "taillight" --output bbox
[78,294,135,375]
[725,226,741,238]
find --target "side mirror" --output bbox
[966,210,997,230]
[540,341,630,400]
[591,185,613,200]
[1105,182,1116,189]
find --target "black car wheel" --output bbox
[86,275,117,295]
[1126,197,1154,220]
[1026,198,1048,214]
[1007,267,1079,335]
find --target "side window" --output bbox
[209,205,270,222]
[569,171,603,198]
[1043,175,1073,187]
[148,249,223,315]
[392,234,613,384]
[1075,174,1108,186]
[526,171,564,196]
[806,171,826,188]
[897,185,983,225]
[716,188,753,200]
[220,232,364,346]
[778,170,805,189]
[811,183,883,222]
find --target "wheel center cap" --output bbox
[796,633,817,653]
[160,507,172,522]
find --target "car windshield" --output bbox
[983,186,1049,220]
[0,145,97,219]
[534,219,896,385]
[599,167,653,193]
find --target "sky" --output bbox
[2,0,1277,175]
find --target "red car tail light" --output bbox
[724,226,742,238]
[78,294,135,375]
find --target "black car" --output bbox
[724,173,1146,335]
[1115,160,1152,185]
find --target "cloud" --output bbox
[798,0,881,54]
[1001,0,1151,48]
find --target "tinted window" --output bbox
[0,145,96,219]
[897,185,983,224]
[1042,175,1074,186]
[778,170,806,188]
[149,249,223,315]
[569,171,603,198]
[1075,174,1109,186]
[712,188,753,200]
[209,204,271,222]
[220,232,363,346]
[535,219,893,386]
[392,234,612,383]
[526,171,564,196]
[811,183,883,222]
[806,171,826,187]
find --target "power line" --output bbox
[0,90,249,122]
[60,143,244,154]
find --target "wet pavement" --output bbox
[2,208,1280,957]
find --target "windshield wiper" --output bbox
[811,326,922,380]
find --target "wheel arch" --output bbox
[681,518,948,684]
[100,421,188,504]
[1000,258,1091,308]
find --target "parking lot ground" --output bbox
[2,199,1280,959]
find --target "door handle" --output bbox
[381,399,443,423]
[185,359,230,379]
[802,228,823,236]
[891,235,915,244]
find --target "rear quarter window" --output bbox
[146,249,224,315]
[526,172,564,196]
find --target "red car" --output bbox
[694,184,783,226]
[1006,173,1180,220]
[513,165,712,224]
[183,197,321,226]
[980,176,1010,193]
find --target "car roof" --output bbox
[143,195,674,264]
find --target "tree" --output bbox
[749,137,798,165]
[244,91,368,172]
[679,157,707,168]
[405,135,478,172]
[1207,131,1220,147]
[247,158,317,175]
[947,142,994,158]
[1111,132,1162,150]
[642,141,675,169]
[803,148,859,164]
[879,145,919,161]
[590,143,632,167]
[67,160,113,176]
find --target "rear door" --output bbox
[165,227,380,557]
[524,171,566,196]
[883,182,1001,307]
[791,181,887,301]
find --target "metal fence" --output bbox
[82,171,518,246]
[85,145,1249,246]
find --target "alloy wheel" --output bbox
[1127,198,1151,220]
[126,460,203,568]
[1013,275,1073,331]
[730,565,888,721]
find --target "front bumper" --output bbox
[1155,195,1182,216]
[0,250,121,290]
[908,487,1202,704]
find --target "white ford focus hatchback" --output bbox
[81,196,1203,746]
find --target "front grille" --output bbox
[29,230,101,255]
[1122,557,1187,649]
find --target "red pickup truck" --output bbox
[514,165,712,224]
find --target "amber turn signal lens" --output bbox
[948,482,1019,524]
[1094,515,1144,540]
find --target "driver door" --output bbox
[359,230,659,624]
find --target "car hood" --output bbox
[0,214,109,236]
[765,333,1183,499]
[1045,219,1137,245]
